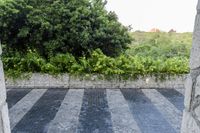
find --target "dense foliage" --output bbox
[0,0,131,57]
[2,49,189,79]
[0,0,192,78]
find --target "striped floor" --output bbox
[7,88,185,133]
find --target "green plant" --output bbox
[126,32,192,59]
[2,32,191,79]
[0,0,132,58]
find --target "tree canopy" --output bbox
[0,0,132,58]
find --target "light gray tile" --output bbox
[9,89,47,129]
[47,89,84,133]
[107,89,141,133]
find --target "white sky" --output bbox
[106,0,198,32]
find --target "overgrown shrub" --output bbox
[2,49,189,79]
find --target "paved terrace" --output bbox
[7,88,184,133]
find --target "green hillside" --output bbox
[126,32,192,59]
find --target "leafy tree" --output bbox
[0,0,132,57]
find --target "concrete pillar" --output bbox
[0,43,11,133]
[181,0,200,132]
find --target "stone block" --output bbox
[5,74,186,89]
[69,76,85,89]
[181,110,200,133]
[15,80,26,88]
[98,79,119,89]
[6,74,34,88]
[194,105,200,122]
[0,103,11,133]
[62,74,69,88]
[197,0,200,10]
[5,78,15,88]
[0,43,10,133]
[190,14,200,69]
[33,73,50,88]
[0,121,3,133]
[195,75,200,97]
[184,75,193,111]
[48,75,64,88]
[0,61,6,107]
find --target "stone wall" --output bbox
[6,73,186,89]
[0,44,11,133]
[181,0,200,132]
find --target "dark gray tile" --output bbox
[7,89,32,109]
[157,89,184,111]
[121,89,176,133]
[12,89,68,133]
[77,89,113,133]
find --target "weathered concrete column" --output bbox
[0,43,11,133]
[181,0,200,132]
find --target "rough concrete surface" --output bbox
[181,0,200,132]
[5,73,186,89]
[0,44,11,133]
